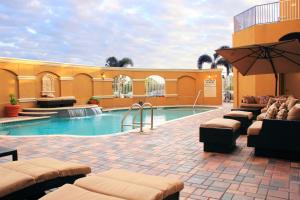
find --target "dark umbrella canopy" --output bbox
[216,39,300,95]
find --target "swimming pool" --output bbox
[0,107,214,136]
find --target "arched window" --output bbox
[42,73,55,97]
[145,75,165,97]
[113,75,133,98]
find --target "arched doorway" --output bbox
[73,74,93,104]
[177,76,196,104]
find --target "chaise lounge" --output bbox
[0,157,91,200]
[40,169,184,200]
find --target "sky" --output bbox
[0,0,276,69]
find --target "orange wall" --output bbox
[233,17,300,106]
[0,58,222,117]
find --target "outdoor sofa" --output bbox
[247,98,300,160]
[0,157,91,200]
[40,169,184,200]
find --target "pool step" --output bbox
[19,111,58,117]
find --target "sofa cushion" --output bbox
[247,121,263,136]
[28,157,91,177]
[0,161,59,183]
[40,184,125,200]
[256,113,266,121]
[287,104,300,120]
[0,166,35,198]
[265,103,279,119]
[97,169,184,198]
[224,111,253,120]
[201,118,241,132]
[75,176,163,200]
[266,97,276,108]
[240,103,265,108]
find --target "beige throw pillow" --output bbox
[265,103,279,119]
[276,109,288,120]
[287,104,300,120]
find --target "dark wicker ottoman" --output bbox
[200,118,241,153]
[224,111,253,135]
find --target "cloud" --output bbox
[0,0,277,69]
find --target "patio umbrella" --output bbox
[215,39,300,95]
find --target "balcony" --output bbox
[234,0,300,32]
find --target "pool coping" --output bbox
[0,105,221,138]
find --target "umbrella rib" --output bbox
[244,55,259,75]
[231,48,261,64]
[277,53,300,66]
[272,47,300,56]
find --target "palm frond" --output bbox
[216,58,232,76]
[197,54,212,69]
[118,57,134,67]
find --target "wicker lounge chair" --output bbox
[0,157,91,200]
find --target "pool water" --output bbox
[0,107,214,136]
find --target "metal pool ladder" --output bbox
[193,90,202,109]
[121,102,154,133]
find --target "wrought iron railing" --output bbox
[234,0,300,32]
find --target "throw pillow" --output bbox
[259,96,270,105]
[264,103,279,119]
[279,102,288,110]
[266,97,276,108]
[287,98,299,111]
[276,109,288,120]
[287,104,300,120]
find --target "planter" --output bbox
[5,105,21,117]
[88,100,99,105]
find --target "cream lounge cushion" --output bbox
[0,161,59,183]
[28,157,91,177]
[247,121,263,136]
[0,166,35,198]
[224,111,253,120]
[287,104,300,120]
[40,184,125,200]
[98,169,184,198]
[201,118,241,132]
[75,176,163,200]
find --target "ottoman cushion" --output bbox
[224,111,253,120]
[247,121,263,136]
[201,118,240,132]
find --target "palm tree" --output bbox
[105,57,134,67]
[197,46,232,76]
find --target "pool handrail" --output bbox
[121,102,154,133]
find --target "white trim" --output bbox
[165,79,177,82]
[0,57,223,72]
[93,78,113,82]
[93,95,114,99]
[165,94,178,97]
[132,79,145,82]
[18,98,37,103]
[17,76,36,80]
[60,77,74,81]
[132,95,147,97]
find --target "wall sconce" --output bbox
[100,73,106,80]
[208,75,212,80]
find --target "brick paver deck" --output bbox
[0,105,299,200]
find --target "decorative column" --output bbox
[92,78,114,99]
[132,79,146,98]
[17,76,36,103]
[60,77,74,97]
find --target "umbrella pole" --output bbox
[266,50,278,96]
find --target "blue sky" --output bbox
[0,0,275,69]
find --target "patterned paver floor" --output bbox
[1,104,300,200]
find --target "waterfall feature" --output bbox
[62,107,102,118]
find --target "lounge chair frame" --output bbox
[248,119,300,161]
[2,174,85,200]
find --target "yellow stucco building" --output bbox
[233,0,300,106]
[0,58,222,117]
